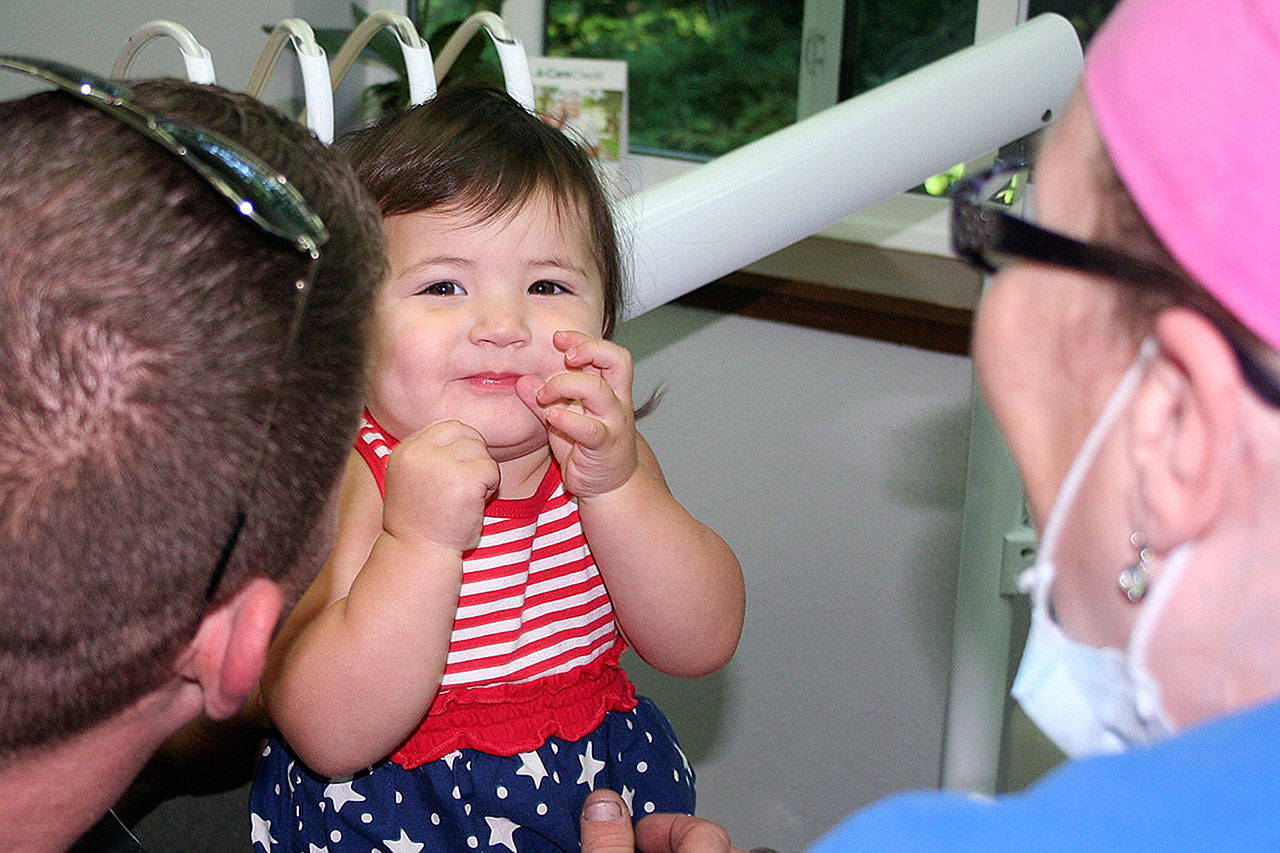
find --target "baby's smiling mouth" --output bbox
[463,372,523,389]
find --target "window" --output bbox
[540,1,983,162]
[536,0,1118,165]
[1028,0,1118,47]
[543,1,802,160]
[839,0,976,101]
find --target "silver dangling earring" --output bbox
[1118,532,1152,602]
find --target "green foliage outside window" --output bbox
[544,1,978,161]
[544,1,802,160]
[320,0,1115,164]
[1028,0,1115,46]
[840,0,975,98]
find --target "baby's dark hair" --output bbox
[339,78,625,338]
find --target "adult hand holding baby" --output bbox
[579,789,744,853]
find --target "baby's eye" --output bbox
[418,280,463,297]
[529,279,569,295]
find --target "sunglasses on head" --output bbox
[0,55,329,599]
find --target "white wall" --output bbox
[0,0,383,121]
[0,0,294,94]
[1,5,978,850]
[617,305,971,849]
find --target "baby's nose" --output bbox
[470,296,530,347]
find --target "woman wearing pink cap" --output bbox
[577,0,1280,848]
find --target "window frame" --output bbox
[500,0,1029,264]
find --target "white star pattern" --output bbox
[675,742,691,776]
[382,829,426,853]
[515,751,549,790]
[322,779,366,813]
[251,696,694,848]
[486,815,521,852]
[577,741,606,789]
[250,813,275,850]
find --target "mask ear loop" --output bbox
[1124,540,1193,727]
[1021,337,1160,606]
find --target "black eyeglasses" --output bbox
[951,162,1280,408]
[0,55,329,600]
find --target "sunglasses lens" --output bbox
[976,166,1030,208]
[155,117,326,251]
[951,165,1031,273]
[0,54,326,255]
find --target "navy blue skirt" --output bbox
[249,696,695,851]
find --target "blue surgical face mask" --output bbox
[1010,340,1188,758]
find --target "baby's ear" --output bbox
[1131,308,1242,545]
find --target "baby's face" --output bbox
[367,193,606,462]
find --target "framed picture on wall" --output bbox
[529,55,628,168]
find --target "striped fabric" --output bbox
[355,413,619,692]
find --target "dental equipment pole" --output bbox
[619,13,1081,321]
[111,20,216,84]
[329,11,436,106]
[245,19,334,144]
[433,11,534,112]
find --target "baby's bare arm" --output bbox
[262,424,496,776]
[578,435,744,677]
[518,333,744,677]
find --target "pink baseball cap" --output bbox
[1084,0,1280,350]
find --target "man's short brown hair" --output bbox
[0,80,385,756]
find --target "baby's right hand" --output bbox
[382,419,499,554]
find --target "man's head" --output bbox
[0,77,384,756]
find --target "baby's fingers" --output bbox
[555,333,633,405]
[544,405,609,450]
[535,371,622,420]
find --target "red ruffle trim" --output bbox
[390,641,638,769]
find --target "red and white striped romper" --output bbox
[354,410,639,768]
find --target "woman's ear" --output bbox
[1131,308,1242,545]
[176,578,284,720]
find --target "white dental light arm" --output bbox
[434,11,534,111]
[246,19,334,143]
[112,20,216,84]
[619,13,1082,320]
[329,11,436,106]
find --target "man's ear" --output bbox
[1131,308,1242,545]
[177,578,283,720]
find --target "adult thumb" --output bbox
[580,789,635,853]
